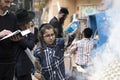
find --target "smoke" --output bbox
[66,0,120,80]
[88,0,120,80]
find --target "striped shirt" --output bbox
[34,39,65,80]
[71,38,94,66]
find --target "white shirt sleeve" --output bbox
[70,42,78,52]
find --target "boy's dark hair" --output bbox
[59,7,69,15]
[38,23,58,39]
[83,28,93,38]
[39,23,49,31]
[38,24,58,53]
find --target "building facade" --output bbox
[40,0,103,29]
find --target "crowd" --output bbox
[0,0,96,80]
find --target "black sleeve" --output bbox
[18,33,35,50]
[34,27,39,44]
[66,34,76,47]
[49,19,59,28]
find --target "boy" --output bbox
[70,28,94,69]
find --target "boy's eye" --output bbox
[43,33,55,38]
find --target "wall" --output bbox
[41,0,102,29]
[76,0,101,18]
[46,0,76,29]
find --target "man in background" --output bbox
[49,7,69,38]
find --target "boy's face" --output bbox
[28,21,34,28]
[43,29,55,45]
[60,13,67,20]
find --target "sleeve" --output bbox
[49,18,59,29]
[34,44,42,73]
[66,34,76,47]
[18,33,35,50]
[70,42,78,52]
[34,44,41,60]
[34,27,39,44]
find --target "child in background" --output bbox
[70,28,94,70]
[15,9,36,80]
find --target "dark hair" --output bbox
[59,7,69,15]
[39,23,49,31]
[15,8,35,26]
[38,23,58,39]
[83,28,93,38]
[38,24,58,52]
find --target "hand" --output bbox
[74,28,79,34]
[0,29,12,38]
[29,27,34,34]
[34,72,41,79]
[10,34,22,41]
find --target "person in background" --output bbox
[29,21,39,44]
[33,23,78,80]
[49,7,69,38]
[14,9,35,80]
[70,28,94,69]
[0,0,22,80]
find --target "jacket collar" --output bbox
[0,10,8,16]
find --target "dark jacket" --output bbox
[15,33,35,76]
[0,12,18,63]
[49,17,63,38]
